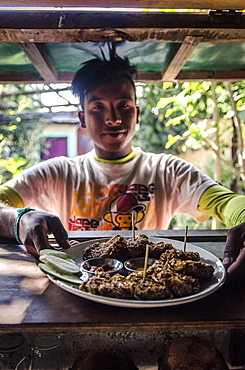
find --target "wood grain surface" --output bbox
[0,231,244,333]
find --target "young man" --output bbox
[0,53,245,281]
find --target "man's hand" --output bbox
[223,222,245,282]
[18,210,70,257]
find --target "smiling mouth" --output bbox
[102,130,126,137]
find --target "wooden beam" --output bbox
[176,69,245,81]
[1,28,245,44]
[0,0,244,10]
[138,70,245,82]
[0,71,43,83]
[18,43,58,82]
[0,71,74,84]
[161,35,203,81]
[0,11,244,43]
[0,69,245,84]
[0,10,243,30]
[1,28,244,44]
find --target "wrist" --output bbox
[13,207,35,244]
[0,205,17,238]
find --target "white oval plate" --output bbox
[48,237,226,308]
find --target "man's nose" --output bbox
[105,107,122,126]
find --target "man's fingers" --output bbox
[19,211,69,254]
[32,222,70,253]
[25,244,41,258]
[227,248,245,282]
[223,223,245,268]
[223,244,236,268]
[46,217,70,249]
[30,228,53,254]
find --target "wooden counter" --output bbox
[0,230,244,334]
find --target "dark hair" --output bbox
[71,51,137,107]
[71,347,139,370]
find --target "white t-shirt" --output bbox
[5,148,216,231]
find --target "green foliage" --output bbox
[171,156,245,231]
[135,80,245,182]
[0,155,27,184]
[170,213,213,230]
[134,80,245,229]
[0,84,47,184]
[133,80,239,155]
[133,82,187,154]
[203,157,245,195]
[164,81,245,153]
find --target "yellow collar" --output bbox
[93,149,139,164]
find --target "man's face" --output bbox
[78,77,140,160]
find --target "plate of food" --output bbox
[38,234,226,308]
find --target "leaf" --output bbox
[166,115,185,126]
[165,105,183,118]
[165,134,181,148]
[156,97,176,110]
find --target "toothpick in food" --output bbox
[142,243,150,282]
[183,226,188,252]
[131,213,135,241]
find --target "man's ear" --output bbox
[78,111,86,128]
[136,106,140,125]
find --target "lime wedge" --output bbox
[39,254,80,274]
[40,249,72,259]
[38,263,82,284]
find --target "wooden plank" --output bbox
[0,0,244,10]
[161,35,203,81]
[0,71,43,83]
[18,43,58,82]
[0,11,244,43]
[0,10,244,31]
[176,69,245,81]
[2,321,245,333]
[0,69,245,83]
[66,228,228,242]
[0,27,244,44]
[0,10,244,33]
[0,229,228,244]
[229,330,245,366]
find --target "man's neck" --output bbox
[93,149,139,164]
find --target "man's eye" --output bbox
[120,103,129,108]
[93,104,103,110]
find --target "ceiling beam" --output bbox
[1,27,245,44]
[1,28,244,44]
[161,36,203,81]
[138,70,245,82]
[0,11,244,43]
[0,69,245,84]
[0,0,244,10]
[18,43,58,82]
[176,69,245,81]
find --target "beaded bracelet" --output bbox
[13,206,35,244]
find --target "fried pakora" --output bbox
[82,234,174,262]
[80,235,215,301]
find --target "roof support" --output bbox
[161,36,203,81]
[18,43,58,82]
[0,11,244,44]
[0,69,245,84]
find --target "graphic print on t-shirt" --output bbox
[68,181,155,231]
[103,193,146,230]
